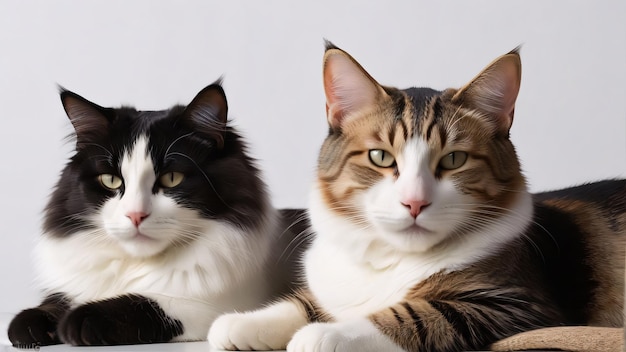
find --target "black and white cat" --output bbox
[8,82,307,347]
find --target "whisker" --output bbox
[166,151,232,210]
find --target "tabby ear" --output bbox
[323,42,388,129]
[182,80,228,148]
[452,48,522,135]
[60,88,115,147]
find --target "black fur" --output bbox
[527,200,597,324]
[44,82,267,237]
[8,293,70,348]
[57,295,183,345]
[9,82,287,347]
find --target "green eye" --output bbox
[159,172,184,188]
[369,149,396,168]
[98,174,123,190]
[439,151,468,170]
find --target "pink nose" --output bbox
[126,211,149,227]
[401,199,431,218]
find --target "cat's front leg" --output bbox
[57,294,183,346]
[208,299,310,350]
[8,293,70,348]
[287,319,405,352]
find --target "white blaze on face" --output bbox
[100,135,170,258]
[120,135,155,219]
[394,138,434,209]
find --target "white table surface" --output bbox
[1,341,223,352]
[0,312,282,352]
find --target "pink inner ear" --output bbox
[323,50,381,129]
[497,60,521,120]
[459,53,521,132]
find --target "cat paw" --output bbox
[287,319,405,352]
[7,308,61,347]
[208,301,307,351]
[57,304,109,346]
[57,295,182,345]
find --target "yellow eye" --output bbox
[369,149,396,168]
[439,151,468,170]
[98,174,123,190]
[159,172,184,188]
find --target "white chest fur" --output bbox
[304,238,425,320]
[36,220,265,300]
[34,218,277,340]
[306,187,533,321]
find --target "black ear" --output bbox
[60,88,116,148]
[322,42,389,130]
[182,80,228,148]
[452,47,522,135]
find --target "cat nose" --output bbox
[126,211,149,227]
[401,199,431,218]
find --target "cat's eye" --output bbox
[439,151,468,170]
[369,149,396,168]
[159,172,184,188]
[98,174,123,190]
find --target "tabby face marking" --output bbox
[314,46,528,255]
[318,101,522,254]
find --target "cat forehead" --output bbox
[402,87,442,114]
[100,107,186,146]
[71,108,188,163]
[136,109,175,121]
[360,87,446,137]
[344,86,479,150]
[120,107,183,132]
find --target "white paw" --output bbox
[208,301,307,350]
[287,319,405,352]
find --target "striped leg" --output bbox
[370,291,553,351]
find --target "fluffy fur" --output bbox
[208,43,626,352]
[8,82,307,347]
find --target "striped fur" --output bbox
[208,44,625,351]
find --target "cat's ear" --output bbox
[60,88,116,147]
[183,80,228,148]
[452,47,522,135]
[323,42,388,129]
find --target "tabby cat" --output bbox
[7,82,307,347]
[207,44,626,351]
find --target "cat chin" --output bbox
[99,226,175,258]
[374,226,451,254]
[117,235,169,258]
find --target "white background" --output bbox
[0,0,624,329]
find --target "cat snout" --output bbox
[126,211,150,227]
[401,199,431,218]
